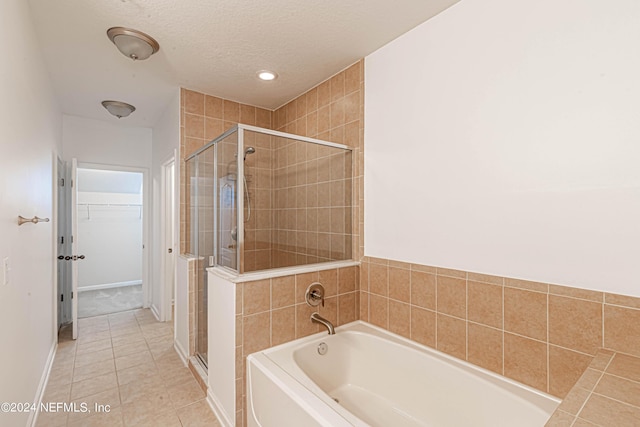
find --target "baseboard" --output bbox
[207,389,234,427]
[78,280,142,292]
[174,340,189,367]
[28,339,57,427]
[150,304,161,321]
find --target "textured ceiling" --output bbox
[27,0,461,127]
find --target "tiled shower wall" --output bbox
[358,256,640,400]
[273,60,365,263]
[242,131,275,271]
[270,137,353,268]
[179,88,273,254]
[236,266,359,426]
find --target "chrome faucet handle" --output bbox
[305,282,325,307]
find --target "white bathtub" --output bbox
[247,321,559,427]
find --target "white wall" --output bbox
[62,115,152,168]
[365,0,640,296]
[77,191,143,289]
[63,114,153,305]
[0,1,61,426]
[151,91,180,319]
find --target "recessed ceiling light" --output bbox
[257,70,278,81]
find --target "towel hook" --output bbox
[18,216,50,226]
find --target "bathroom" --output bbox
[3,0,640,426]
[178,0,640,421]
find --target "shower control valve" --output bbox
[305,282,325,307]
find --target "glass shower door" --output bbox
[216,130,238,270]
[195,145,214,368]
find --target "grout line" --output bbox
[501,279,505,376]
[465,274,469,361]
[602,302,605,351]
[547,292,550,394]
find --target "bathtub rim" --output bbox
[256,320,560,416]
[247,352,360,427]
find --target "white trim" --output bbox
[28,340,57,427]
[208,260,360,283]
[207,390,234,427]
[174,341,189,367]
[150,303,161,321]
[160,151,177,322]
[77,280,141,292]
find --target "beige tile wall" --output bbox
[546,349,640,426]
[269,136,353,268]
[179,88,273,254]
[359,256,640,400]
[242,131,275,272]
[272,61,364,264]
[236,266,359,426]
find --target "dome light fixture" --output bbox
[107,27,160,61]
[257,70,278,81]
[101,100,136,118]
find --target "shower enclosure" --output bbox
[185,124,353,367]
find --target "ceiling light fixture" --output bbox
[257,70,278,81]
[101,100,136,118]
[107,27,160,61]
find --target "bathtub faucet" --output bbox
[311,313,335,335]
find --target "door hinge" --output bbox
[60,294,63,302]
[71,235,74,243]
[71,292,74,299]
[60,236,64,245]
[60,178,65,187]
[71,179,74,188]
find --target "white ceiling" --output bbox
[27,0,461,127]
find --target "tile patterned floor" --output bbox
[36,309,221,427]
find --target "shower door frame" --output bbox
[186,123,353,275]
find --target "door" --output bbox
[162,156,176,321]
[56,157,70,328]
[71,158,79,339]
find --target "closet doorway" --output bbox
[76,166,146,318]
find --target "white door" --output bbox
[71,158,79,339]
[162,157,176,321]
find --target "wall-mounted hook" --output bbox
[18,216,50,226]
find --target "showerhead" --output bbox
[243,147,256,161]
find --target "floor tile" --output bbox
[41,308,220,427]
[177,399,221,427]
[114,350,154,371]
[70,372,118,400]
[166,378,206,408]
[73,358,116,383]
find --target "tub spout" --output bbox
[311,313,335,335]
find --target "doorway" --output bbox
[75,166,146,318]
[160,154,176,322]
